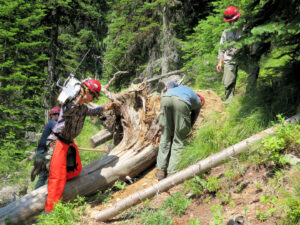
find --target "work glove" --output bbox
[30,153,47,182]
[105,102,117,111]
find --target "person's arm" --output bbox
[191,107,200,127]
[86,105,104,116]
[216,31,226,72]
[216,58,224,72]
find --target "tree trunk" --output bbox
[0,82,161,225]
[93,113,300,222]
[161,4,170,75]
[44,8,59,121]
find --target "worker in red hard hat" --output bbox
[45,78,115,212]
[223,6,241,22]
[216,6,260,102]
[31,106,61,189]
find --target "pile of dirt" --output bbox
[192,89,224,132]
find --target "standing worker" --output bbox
[216,6,260,101]
[156,81,203,180]
[45,79,114,212]
[31,106,61,189]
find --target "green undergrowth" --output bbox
[178,94,270,170]
[33,196,86,225]
[74,116,107,166]
[180,119,300,225]
[134,192,192,225]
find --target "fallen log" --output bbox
[88,129,113,148]
[93,113,300,221]
[0,80,161,225]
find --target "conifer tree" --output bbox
[103,0,211,88]
[0,0,48,173]
[42,0,108,109]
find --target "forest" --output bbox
[0,0,300,224]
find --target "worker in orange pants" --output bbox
[45,79,115,212]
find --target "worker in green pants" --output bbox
[156,81,204,180]
[216,6,260,101]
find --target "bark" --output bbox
[88,129,113,148]
[93,113,300,222]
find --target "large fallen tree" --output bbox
[0,71,182,225]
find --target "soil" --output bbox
[81,163,287,225]
[78,90,284,225]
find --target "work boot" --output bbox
[155,170,166,181]
[167,172,175,178]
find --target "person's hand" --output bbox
[104,102,117,111]
[31,155,46,182]
[216,63,222,72]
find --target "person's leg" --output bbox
[45,140,69,212]
[66,142,82,180]
[246,60,259,94]
[157,96,174,179]
[34,170,49,189]
[167,98,191,174]
[223,64,238,101]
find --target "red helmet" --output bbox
[196,93,205,106]
[50,106,61,115]
[223,6,241,22]
[83,79,101,100]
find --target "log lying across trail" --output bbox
[0,79,162,224]
[93,113,300,222]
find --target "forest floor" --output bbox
[81,161,290,225]
[78,90,287,225]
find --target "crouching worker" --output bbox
[45,79,113,212]
[31,106,60,189]
[156,81,204,180]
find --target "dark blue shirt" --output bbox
[37,119,57,152]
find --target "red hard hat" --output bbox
[196,93,205,106]
[50,106,61,115]
[83,79,101,100]
[223,6,241,22]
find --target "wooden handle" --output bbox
[78,147,107,153]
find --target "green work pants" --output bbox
[34,140,55,189]
[223,60,259,100]
[35,170,49,189]
[157,95,191,174]
[223,64,237,101]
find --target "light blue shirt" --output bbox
[165,85,200,111]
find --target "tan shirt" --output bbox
[218,28,242,64]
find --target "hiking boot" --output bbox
[155,170,166,181]
[167,172,175,178]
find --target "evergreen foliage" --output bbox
[0,0,48,174]
[103,0,211,88]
